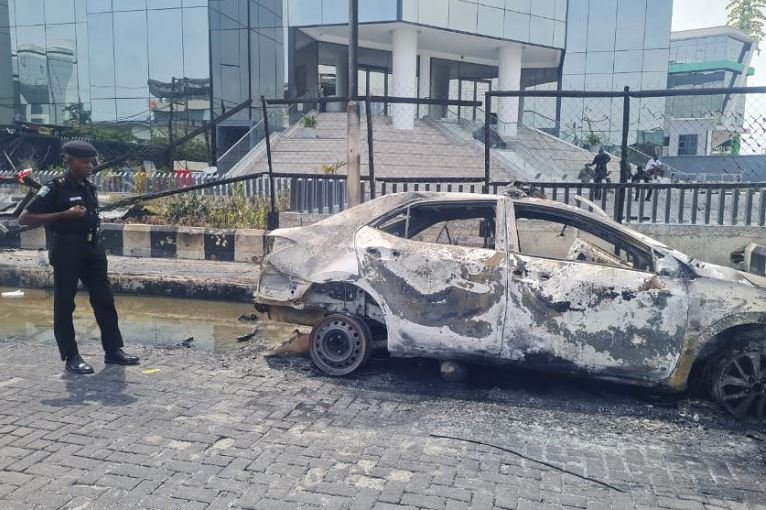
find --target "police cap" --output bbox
[63,141,98,159]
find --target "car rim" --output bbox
[716,351,766,423]
[313,318,365,373]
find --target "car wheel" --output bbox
[712,341,766,424]
[309,314,372,376]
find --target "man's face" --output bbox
[66,156,95,179]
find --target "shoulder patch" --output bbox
[36,185,51,198]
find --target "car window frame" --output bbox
[368,198,506,252]
[511,202,656,273]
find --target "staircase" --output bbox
[228,112,519,181]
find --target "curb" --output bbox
[0,263,255,303]
[1,224,266,263]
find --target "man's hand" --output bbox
[60,205,86,220]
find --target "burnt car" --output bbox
[255,192,766,424]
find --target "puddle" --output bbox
[0,287,297,353]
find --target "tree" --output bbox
[727,0,766,47]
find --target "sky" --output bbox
[672,0,766,85]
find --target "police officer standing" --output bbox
[19,141,139,374]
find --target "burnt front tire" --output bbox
[309,314,372,376]
[712,341,766,424]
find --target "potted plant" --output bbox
[585,132,602,151]
[300,114,318,139]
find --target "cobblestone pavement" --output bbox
[0,336,764,510]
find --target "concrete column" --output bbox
[498,44,522,138]
[418,54,431,118]
[335,51,349,97]
[392,27,418,130]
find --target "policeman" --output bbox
[19,141,139,374]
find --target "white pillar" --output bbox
[335,51,349,97]
[392,27,418,130]
[418,54,431,118]
[498,44,522,138]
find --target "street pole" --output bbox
[346,0,361,207]
[168,76,175,168]
[617,86,631,224]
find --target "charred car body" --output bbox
[255,192,766,423]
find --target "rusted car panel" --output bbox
[254,191,766,393]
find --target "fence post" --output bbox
[261,95,279,230]
[366,91,375,199]
[484,92,491,194]
[616,86,630,224]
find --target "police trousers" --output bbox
[49,236,124,360]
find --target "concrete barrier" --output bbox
[1,224,266,264]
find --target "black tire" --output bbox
[711,341,766,424]
[309,314,372,376]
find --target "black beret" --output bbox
[63,141,98,159]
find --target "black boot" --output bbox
[104,349,140,366]
[65,354,94,374]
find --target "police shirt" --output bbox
[25,173,100,235]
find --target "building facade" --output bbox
[665,26,755,156]
[0,0,283,152]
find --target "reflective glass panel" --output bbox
[359,0,396,22]
[91,98,116,121]
[114,0,147,11]
[16,0,45,25]
[86,13,115,99]
[46,24,79,105]
[148,8,183,83]
[45,0,76,24]
[182,7,209,79]
[147,0,181,8]
[86,0,112,14]
[114,10,149,98]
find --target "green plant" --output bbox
[585,133,602,147]
[301,114,318,129]
[728,0,766,47]
[319,161,346,175]
[151,186,290,229]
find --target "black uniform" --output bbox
[590,153,611,199]
[25,173,124,361]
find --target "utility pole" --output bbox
[346,0,361,207]
[168,76,175,167]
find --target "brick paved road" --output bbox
[0,336,764,509]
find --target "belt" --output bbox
[50,231,100,244]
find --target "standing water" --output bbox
[0,287,286,353]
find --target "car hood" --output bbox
[686,257,766,289]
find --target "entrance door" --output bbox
[355,200,508,359]
[358,66,389,115]
[504,202,690,382]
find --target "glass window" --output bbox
[86,0,112,14]
[449,0,478,33]
[91,98,116,121]
[531,0,554,19]
[45,0,76,24]
[554,0,566,20]
[183,7,209,80]
[148,9,183,83]
[478,5,503,38]
[322,0,346,24]
[615,0,645,51]
[585,51,614,74]
[288,0,320,26]
[565,0,587,52]
[419,0,448,27]
[644,0,671,49]
[563,53,585,75]
[183,0,207,6]
[643,49,668,73]
[359,0,396,22]
[16,0,45,25]
[114,10,148,98]
[504,11,530,42]
[75,21,90,102]
[147,0,181,8]
[75,0,87,22]
[46,24,79,104]
[587,0,617,51]
[529,16,554,47]
[116,97,149,122]
[678,134,698,156]
[506,0,531,13]
[86,13,115,99]
[114,0,147,11]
